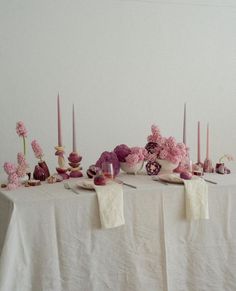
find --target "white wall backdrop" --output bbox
[0,0,236,180]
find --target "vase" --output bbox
[33,165,46,181]
[120,161,143,174]
[38,161,50,178]
[157,159,178,175]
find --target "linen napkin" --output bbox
[94,182,125,229]
[183,178,209,220]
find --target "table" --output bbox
[1,173,236,291]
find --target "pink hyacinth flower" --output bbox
[31,140,44,160]
[16,152,28,177]
[8,172,19,184]
[16,121,28,137]
[17,163,27,178]
[4,162,17,175]
[17,152,27,165]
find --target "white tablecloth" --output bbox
[0,173,236,291]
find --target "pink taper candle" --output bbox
[206,123,209,160]
[57,93,62,147]
[72,104,77,153]
[197,121,201,163]
[183,103,186,145]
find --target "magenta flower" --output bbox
[114,144,131,162]
[31,140,44,160]
[95,151,120,176]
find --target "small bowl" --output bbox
[120,161,143,174]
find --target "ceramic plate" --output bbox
[76,178,95,190]
[157,173,199,184]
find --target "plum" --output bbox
[180,171,192,180]
[94,173,106,186]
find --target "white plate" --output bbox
[76,178,95,190]
[156,173,199,184]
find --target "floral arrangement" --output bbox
[31,140,50,180]
[216,154,234,174]
[16,121,28,155]
[115,144,147,166]
[145,125,187,164]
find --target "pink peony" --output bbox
[126,154,140,166]
[16,121,27,137]
[31,140,44,160]
[130,147,147,161]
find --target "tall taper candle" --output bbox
[183,103,186,145]
[72,104,77,153]
[206,123,209,160]
[57,93,62,147]
[197,121,201,163]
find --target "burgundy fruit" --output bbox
[180,171,192,180]
[94,174,106,186]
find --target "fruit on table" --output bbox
[94,173,106,186]
[180,171,192,180]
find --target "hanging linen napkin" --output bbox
[94,182,125,229]
[183,178,209,220]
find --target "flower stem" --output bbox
[23,137,26,156]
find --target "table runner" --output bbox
[0,173,236,291]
